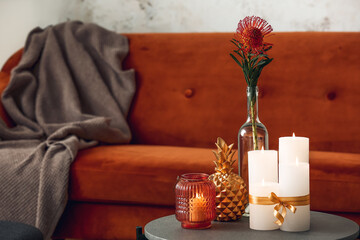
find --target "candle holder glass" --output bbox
[175,173,216,229]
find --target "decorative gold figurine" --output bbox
[209,137,248,221]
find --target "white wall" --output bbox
[1,0,360,68]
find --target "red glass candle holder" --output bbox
[175,173,216,229]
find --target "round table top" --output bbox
[145,211,359,240]
[0,221,43,240]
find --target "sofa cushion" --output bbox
[69,145,214,206]
[69,145,360,213]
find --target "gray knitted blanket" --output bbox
[0,21,135,239]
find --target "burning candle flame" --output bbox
[262,178,265,186]
[261,146,264,152]
[293,132,296,137]
[195,193,203,199]
[296,157,299,166]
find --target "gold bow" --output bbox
[268,192,296,226]
[249,193,310,226]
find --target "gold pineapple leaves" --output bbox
[212,137,237,173]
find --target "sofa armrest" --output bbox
[0,72,12,127]
[1,49,23,74]
[0,49,23,127]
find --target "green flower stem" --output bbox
[230,38,272,151]
[250,95,259,150]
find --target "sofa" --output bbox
[0,32,359,239]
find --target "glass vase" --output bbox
[237,86,269,192]
[175,173,216,229]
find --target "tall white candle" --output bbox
[279,158,310,232]
[249,180,279,230]
[248,149,279,230]
[279,133,309,164]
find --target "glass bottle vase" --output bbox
[237,86,269,192]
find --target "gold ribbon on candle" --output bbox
[249,192,310,226]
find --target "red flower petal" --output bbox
[235,16,273,54]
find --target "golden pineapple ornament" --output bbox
[209,137,248,221]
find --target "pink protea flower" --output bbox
[235,16,273,54]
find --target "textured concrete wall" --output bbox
[1,0,359,67]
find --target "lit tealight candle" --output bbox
[189,193,207,222]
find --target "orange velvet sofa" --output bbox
[0,32,360,240]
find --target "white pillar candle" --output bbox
[248,149,278,185]
[279,133,309,164]
[279,158,310,232]
[280,159,309,196]
[248,149,279,230]
[249,181,280,230]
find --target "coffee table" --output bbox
[145,211,359,240]
[0,221,43,240]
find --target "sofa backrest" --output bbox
[123,33,360,153]
[1,33,359,153]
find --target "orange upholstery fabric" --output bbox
[0,33,359,239]
[0,48,23,127]
[69,145,214,205]
[69,145,360,214]
[124,32,360,153]
[310,151,360,212]
[0,72,12,127]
